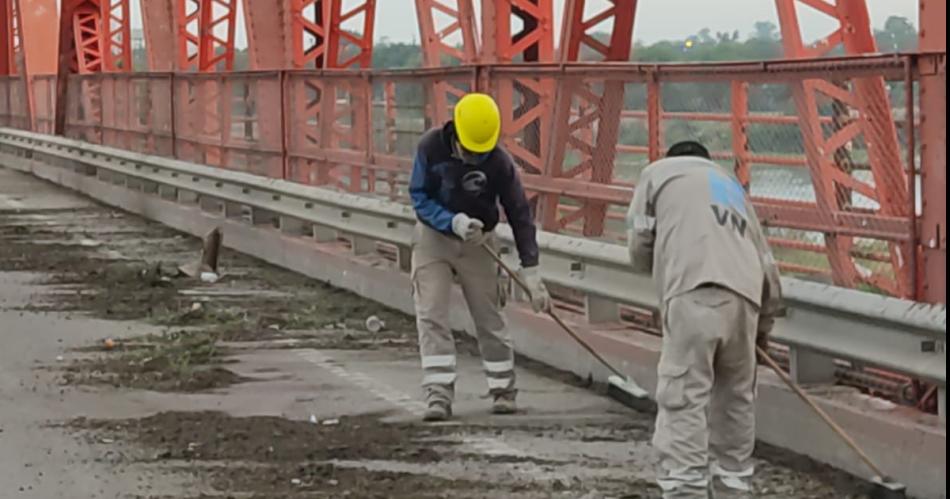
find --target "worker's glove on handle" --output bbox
[517,266,550,313]
[451,213,485,243]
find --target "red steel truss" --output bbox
[414,0,478,124]
[543,0,637,235]
[775,0,913,298]
[25,0,945,306]
[481,0,555,178]
[1,0,31,128]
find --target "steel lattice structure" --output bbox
[4,0,947,308]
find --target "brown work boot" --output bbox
[491,391,517,414]
[423,400,452,422]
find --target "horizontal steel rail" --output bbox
[0,127,945,393]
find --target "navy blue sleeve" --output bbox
[409,152,455,234]
[498,156,540,268]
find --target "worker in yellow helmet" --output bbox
[408,92,549,421]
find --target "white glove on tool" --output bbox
[517,266,550,313]
[451,213,485,243]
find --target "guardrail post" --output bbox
[224,202,244,219]
[250,207,278,227]
[788,347,837,384]
[350,235,375,255]
[177,189,199,204]
[312,225,338,243]
[199,196,224,214]
[279,216,309,236]
[397,246,412,273]
[585,295,620,324]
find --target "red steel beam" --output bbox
[544,0,636,236]
[1,0,32,129]
[774,0,912,297]
[481,0,555,179]
[141,0,176,71]
[414,0,478,124]
[917,0,946,303]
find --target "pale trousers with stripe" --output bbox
[411,223,515,404]
[653,285,758,499]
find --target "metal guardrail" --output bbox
[0,128,945,404]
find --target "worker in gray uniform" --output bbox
[626,141,783,498]
[409,92,550,422]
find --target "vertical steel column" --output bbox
[0,0,32,129]
[141,0,177,71]
[242,0,291,69]
[774,0,911,297]
[543,0,636,235]
[415,0,478,125]
[917,0,946,303]
[481,0,554,177]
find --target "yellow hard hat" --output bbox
[454,93,501,154]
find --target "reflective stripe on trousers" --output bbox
[652,286,758,499]
[411,223,515,403]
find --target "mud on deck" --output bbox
[1,183,878,499]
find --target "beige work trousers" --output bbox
[410,223,515,404]
[653,285,758,499]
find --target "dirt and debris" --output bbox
[2,207,416,393]
[2,190,884,499]
[69,411,651,499]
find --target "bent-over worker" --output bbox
[409,92,550,422]
[626,141,783,499]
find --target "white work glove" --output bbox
[451,213,485,243]
[517,266,550,313]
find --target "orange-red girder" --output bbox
[917,0,946,303]
[1,0,32,129]
[177,0,237,72]
[482,0,554,190]
[415,0,478,124]
[544,0,636,236]
[775,0,912,297]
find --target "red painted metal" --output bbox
[286,0,376,192]
[543,0,636,235]
[242,0,291,69]
[414,0,478,124]
[775,0,912,297]
[1,0,32,129]
[917,0,946,304]
[482,0,554,181]
[141,0,176,71]
[101,0,131,71]
[176,0,237,71]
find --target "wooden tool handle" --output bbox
[756,346,886,478]
[481,243,626,380]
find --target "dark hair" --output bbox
[666,141,711,160]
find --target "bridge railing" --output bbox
[0,55,929,302]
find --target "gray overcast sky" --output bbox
[375,0,918,44]
[126,0,918,46]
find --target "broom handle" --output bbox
[481,243,625,379]
[756,346,885,478]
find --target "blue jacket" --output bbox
[409,122,540,268]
